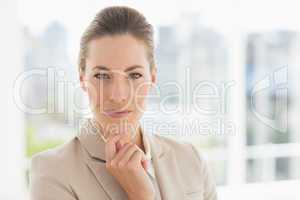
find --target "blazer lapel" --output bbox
[76,118,128,200]
[147,134,186,200]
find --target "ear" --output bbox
[150,66,157,88]
[79,73,87,92]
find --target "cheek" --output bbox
[133,83,151,111]
[86,81,106,108]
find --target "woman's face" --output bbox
[80,34,156,136]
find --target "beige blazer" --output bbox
[29,121,217,200]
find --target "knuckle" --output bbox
[109,160,117,169]
[117,162,125,169]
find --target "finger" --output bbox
[117,133,132,147]
[132,146,148,170]
[129,150,144,168]
[112,143,134,164]
[141,159,149,171]
[134,146,148,166]
[116,133,131,152]
[116,144,139,167]
[116,141,122,152]
[128,145,148,169]
[105,134,123,161]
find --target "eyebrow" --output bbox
[93,65,144,72]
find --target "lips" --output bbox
[104,110,132,118]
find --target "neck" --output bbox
[133,126,145,153]
[92,117,145,152]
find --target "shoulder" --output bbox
[151,134,207,167]
[30,137,81,180]
[29,137,81,199]
[151,134,201,157]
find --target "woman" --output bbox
[29,6,217,200]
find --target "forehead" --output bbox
[86,34,149,71]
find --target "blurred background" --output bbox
[1,0,299,199]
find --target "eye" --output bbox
[94,73,110,80]
[128,72,143,80]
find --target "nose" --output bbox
[109,77,130,103]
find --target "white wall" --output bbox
[0,0,26,198]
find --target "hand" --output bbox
[105,134,155,200]
[115,135,149,171]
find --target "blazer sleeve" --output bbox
[29,153,77,200]
[190,144,218,200]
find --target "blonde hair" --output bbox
[78,6,155,73]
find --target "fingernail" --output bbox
[116,141,122,151]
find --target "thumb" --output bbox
[141,158,149,171]
[135,145,149,171]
